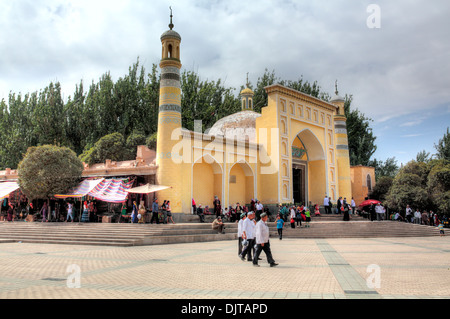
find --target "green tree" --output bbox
[435,127,450,160]
[416,150,432,163]
[344,95,377,166]
[427,159,450,214]
[125,130,147,159]
[368,157,399,181]
[18,145,83,201]
[369,176,393,202]
[79,132,129,165]
[385,161,431,211]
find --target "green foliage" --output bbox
[146,132,158,150]
[434,127,450,160]
[369,176,393,202]
[18,145,83,200]
[385,161,431,212]
[344,95,377,166]
[416,150,432,163]
[368,157,399,181]
[427,159,450,214]
[181,70,240,132]
[80,132,129,165]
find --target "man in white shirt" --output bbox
[240,212,256,262]
[375,203,384,221]
[323,195,330,214]
[253,213,278,267]
[405,205,412,223]
[237,213,246,257]
[255,201,264,221]
[351,198,356,215]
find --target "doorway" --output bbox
[292,163,306,205]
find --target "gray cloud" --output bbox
[0,0,449,129]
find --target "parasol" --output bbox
[127,184,172,194]
[358,199,381,209]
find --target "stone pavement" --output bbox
[0,236,449,300]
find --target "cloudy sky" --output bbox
[0,0,449,165]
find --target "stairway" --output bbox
[0,222,239,247]
[0,213,441,247]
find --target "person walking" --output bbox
[66,202,74,222]
[240,212,256,262]
[439,221,445,236]
[166,201,175,224]
[161,200,168,224]
[276,214,285,239]
[151,199,160,224]
[253,213,278,268]
[238,213,247,256]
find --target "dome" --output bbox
[206,111,261,143]
[161,29,181,41]
[330,93,345,103]
[240,87,254,95]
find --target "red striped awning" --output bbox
[87,179,134,203]
[54,179,105,199]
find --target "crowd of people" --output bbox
[0,198,100,223]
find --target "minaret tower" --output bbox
[240,73,255,111]
[330,80,352,201]
[156,8,183,214]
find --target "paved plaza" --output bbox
[0,236,449,300]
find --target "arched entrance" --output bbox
[291,129,326,206]
[192,154,223,211]
[228,161,254,208]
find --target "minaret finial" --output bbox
[335,79,339,95]
[169,6,174,30]
[246,72,249,87]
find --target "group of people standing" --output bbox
[401,205,441,226]
[193,197,267,224]
[323,195,356,216]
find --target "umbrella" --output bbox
[358,199,381,209]
[127,184,172,194]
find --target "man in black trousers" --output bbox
[253,213,278,268]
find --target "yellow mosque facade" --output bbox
[154,17,354,215]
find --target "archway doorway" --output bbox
[192,155,223,211]
[228,161,254,208]
[292,129,326,206]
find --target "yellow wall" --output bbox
[308,160,326,205]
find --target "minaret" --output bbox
[330,80,352,201]
[156,8,183,214]
[240,73,254,111]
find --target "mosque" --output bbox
[0,12,375,218]
[154,13,374,216]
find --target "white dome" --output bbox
[206,111,261,143]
